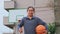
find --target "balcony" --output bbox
[4,1,15,9]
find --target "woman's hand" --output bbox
[19,28,23,33]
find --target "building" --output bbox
[3,0,60,34]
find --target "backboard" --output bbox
[9,9,27,23]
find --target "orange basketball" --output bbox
[35,25,47,34]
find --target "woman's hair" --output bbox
[27,6,35,12]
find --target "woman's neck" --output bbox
[28,15,33,19]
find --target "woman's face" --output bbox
[27,8,34,17]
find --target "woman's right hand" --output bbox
[19,28,23,33]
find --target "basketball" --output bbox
[35,25,47,34]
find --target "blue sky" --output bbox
[0,0,13,34]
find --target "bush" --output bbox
[48,22,56,34]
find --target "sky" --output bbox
[0,0,13,34]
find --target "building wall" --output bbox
[4,0,55,23]
[4,0,55,34]
[55,0,60,34]
[12,0,55,23]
